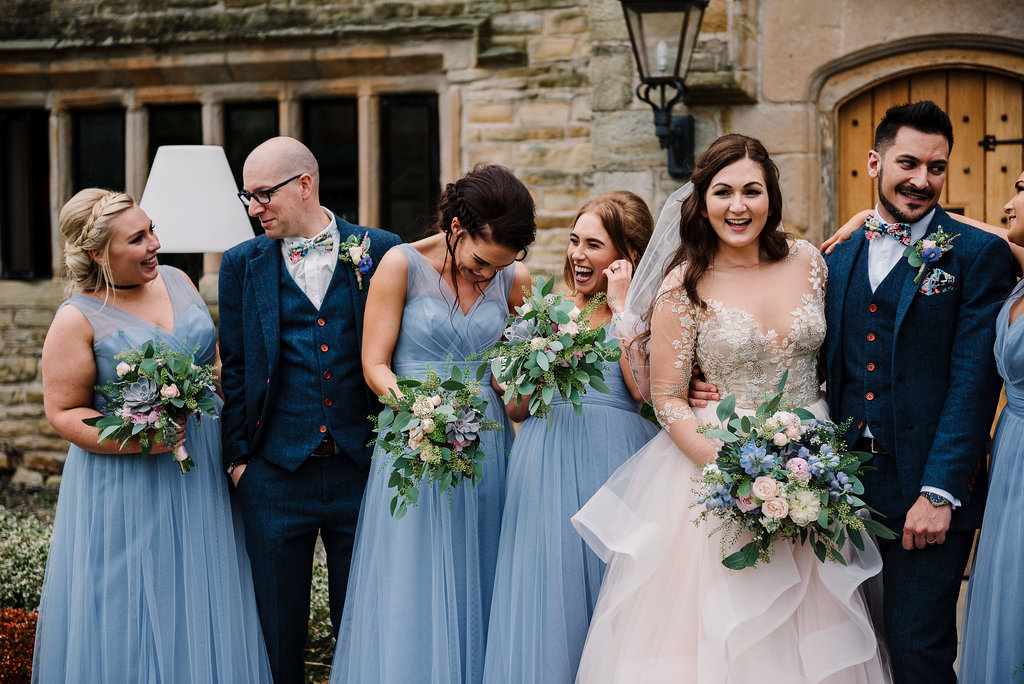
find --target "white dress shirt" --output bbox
[863,206,959,507]
[280,208,338,310]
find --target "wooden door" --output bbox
[837,69,1024,230]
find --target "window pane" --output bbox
[148,104,203,167]
[1,110,51,280]
[147,104,204,286]
[380,94,440,242]
[302,98,358,225]
[72,107,125,192]
[224,102,279,235]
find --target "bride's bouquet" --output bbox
[484,276,621,419]
[83,339,218,473]
[372,364,503,519]
[696,372,896,570]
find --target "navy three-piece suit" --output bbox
[219,214,400,683]
[824,206,1016,683]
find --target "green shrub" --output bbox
[305,550,334,683]
[0,506,51,613]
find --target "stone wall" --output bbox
[0,282,66,487]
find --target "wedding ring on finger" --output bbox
[611,264,620,272]
[926,537,937,544]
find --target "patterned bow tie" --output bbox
[287,232,334,263]
[863,214,911,246]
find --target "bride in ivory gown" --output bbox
[571,134,890,684]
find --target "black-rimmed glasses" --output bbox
[237,174,302,207]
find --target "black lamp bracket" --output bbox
[635,79,695,177]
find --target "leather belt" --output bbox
[854,436,888,455]
[311,435,339,457]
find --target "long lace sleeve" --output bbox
[649,269,719,465]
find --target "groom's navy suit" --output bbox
[219,215,400,683]
[824,207,1015,683]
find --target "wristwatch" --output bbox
[921,491,952,507]
[226,458,248,477]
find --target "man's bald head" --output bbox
[244,136,320,189]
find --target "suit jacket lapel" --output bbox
[335,215,369,342]
[249,240,281,380]
[894,206,946,333]
[826,230,866,379]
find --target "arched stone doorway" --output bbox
[836,68,1024,227]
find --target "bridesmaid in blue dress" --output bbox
[331,165,536,684]
[33,189,270,683]
[483,191,659,683]
[958,170,1024,683]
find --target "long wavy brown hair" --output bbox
[562,190,653,292]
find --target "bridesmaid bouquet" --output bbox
[484,276,621,419]
[696,372,896,570]
[83,339,218,473]
[372,364,503,519]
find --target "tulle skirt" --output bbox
[331,383,513,684]
[32,411,271,684]
[482,396,658,683]
[572,399,891,684]
[957,405,1024,683]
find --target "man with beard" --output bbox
[821,101,1015,683]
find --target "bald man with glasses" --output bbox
[219,136,401,683]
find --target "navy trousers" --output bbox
[234,454,366,684]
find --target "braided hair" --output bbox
[435,164,536,312]
[59,188,136,295]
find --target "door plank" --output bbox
[947,70,986,220]
[838,91,875,231]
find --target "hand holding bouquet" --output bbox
[696,372,896,570]
[372,364,502,519]
[484,276,621,419]
[82,339,218,473]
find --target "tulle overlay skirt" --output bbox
[331,365,513,684]
[572,399,891,684]
[482,390,658,683]
[32,408,271,684]
[957,404,1024,683]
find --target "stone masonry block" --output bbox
[592,171,655,205]
[23,451,66,475]
[523,127,565,141]
[467,144,517,168]
[12,309,56,329]
[0,358,38,384]
[491,13,543,34]
[13,435,70,452]
[541,188,592,213]
[416,2,467,18]
[545,9,586,34]
[519,102,570,126]
[0,451,9,471]
[529,36,576,62]
[10,467,43,487]
[519,140,591,170]
[0,421,36,439]
[467,103,516,124]
[589,0,627,42]
[727,104,813,155]
[590,47,633,112]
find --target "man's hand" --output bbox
[229,462,247,488]
[688,366,719,408]
[901,496,952,550]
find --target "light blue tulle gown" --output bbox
[32,267,271,684]
[331,243,515,684]
[958,287,1024,682]
[482,354,658,683]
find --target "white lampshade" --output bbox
[140,145,254,253]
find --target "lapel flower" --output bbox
[904,226,958,284]
[338,231,372,290]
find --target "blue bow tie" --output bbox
[287,232,334,263]
[863,214,911,246]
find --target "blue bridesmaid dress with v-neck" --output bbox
[958,284,1024,682]
[331,243,515,684]
[32,267,270,683]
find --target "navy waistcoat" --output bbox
[838,244,902,452]
[260,261,372,471]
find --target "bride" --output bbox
[572,134,890,683]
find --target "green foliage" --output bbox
[0,506,51,613]
[304,551,334,683]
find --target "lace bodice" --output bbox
[650,240,826,462]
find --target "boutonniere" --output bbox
[339,232,372,290]
[904,227,958,284]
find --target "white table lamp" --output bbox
[140,145,254,253]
